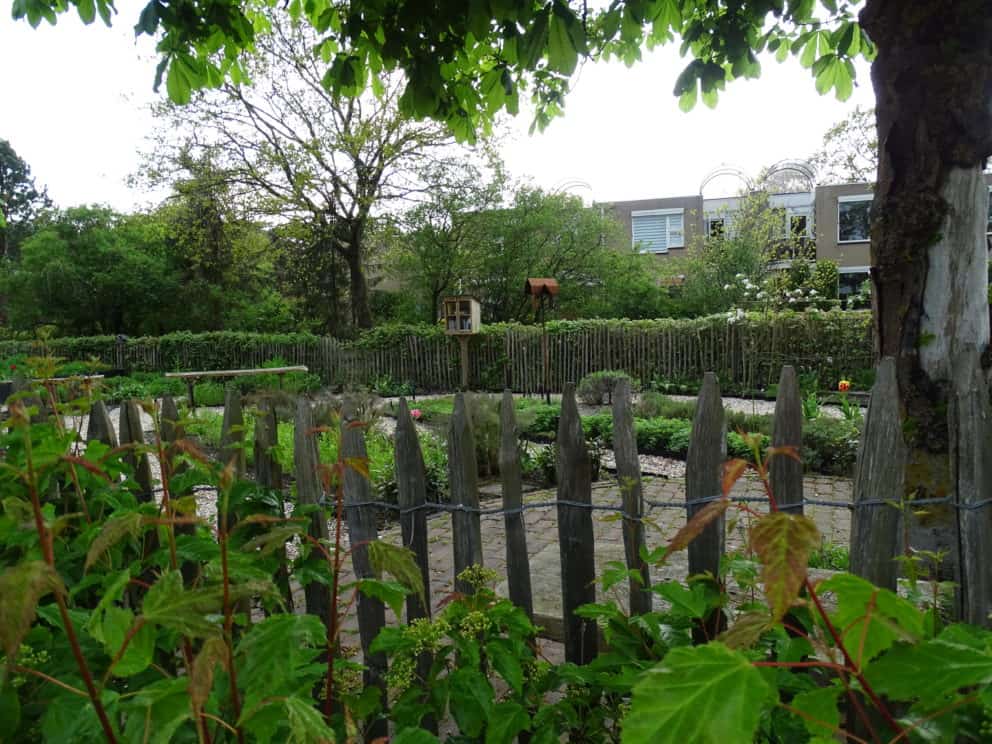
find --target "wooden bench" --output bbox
[164,366,309,409]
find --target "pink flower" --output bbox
[410,408,423,420]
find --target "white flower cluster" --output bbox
[726,307,747,324]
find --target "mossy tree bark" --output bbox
[861,0,992,606]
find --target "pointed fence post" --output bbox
[254,401,293,612]
[500,390,533,619]
[219,386,245,533]
[294,398,331,624]
[86,399,119,449]
[395,398,432,621]
[394,397,437,734]
[770,365,804,513]
[556,383,598,664]
[448,392,483,594]
[612,379,651,615]
[341,399,388,740]
[850,358,905,591]
[160,395,196,582]
[686,373,726,580]
[950,348,992,626]
[120,400,154,501]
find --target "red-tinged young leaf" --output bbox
[345,420,368,430]
[722,458,749,496]
[0,561,66,658]
[60,455,112,481]
[85,511,145,570]
[190,636,230,711]
[749,512,820,621]
[345,456,369,479]
[765,445,801,463]
[718,610,772,649]
[306,426,332,436]
[665,499,730,557]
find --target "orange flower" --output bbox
[838,379,851,393]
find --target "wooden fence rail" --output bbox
[23,314,872,394]
[79,357,992,734]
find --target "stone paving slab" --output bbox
[353,472,853,627]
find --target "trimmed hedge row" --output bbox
[0,310,873,393]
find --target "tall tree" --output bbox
[147,14,453,330]
[809,105,878,184]
[2,206,178,335]
[0,139,51,259]
[385,154,507,323]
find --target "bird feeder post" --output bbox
[442,296,482,391]
[524,279,559,403]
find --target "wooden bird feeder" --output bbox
[442,296,481,335]
[524,278,560,309]
[442,295,482,389]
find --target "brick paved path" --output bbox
[353,473,852,626]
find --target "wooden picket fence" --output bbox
[82,358,992,731]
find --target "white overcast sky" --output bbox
[0,12,876,211]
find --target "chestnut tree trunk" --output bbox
[861,0,992,618]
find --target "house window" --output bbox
[838,195,872,243]
[839,267,871,308]
[706,217,725,238]
[632,209,684,253]
[790,215,809,237]
[986,186,991,236]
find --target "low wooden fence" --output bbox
[9,312,872,393]
[84,357,992,731]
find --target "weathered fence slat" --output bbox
[686,372,726,580]
[448,392,483,594]
[611,379,651,615]
[341,398,388,739]
[294,398,331,624]
[394,397,432,621]
[770,365,804,513]
[556,383,598,664]
[849,357,904,591]
[160,395,197,582]
[254,401,293,612]
[218,386,245,532]
[500,390,533,619]
[120,400,154,501]
[86,399,119,448]
[950,349,992,626]
[394,397,438,734]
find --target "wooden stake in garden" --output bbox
[556,382,598,664]
[685,373,726,584]
[394,397,432,621]
[340,398,388,740]
[611,379,651,615]
[448,392,483,594]
[500,389,533,619]
[294,398,331,624]
[770,365,803,513]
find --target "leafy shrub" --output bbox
[727,430,769,460]
[634,391,695,420]
[232,358,322,395]
[194,380,228,407]
[802,417,861,476]
[368,374,415,397]
[634,418,692,456]
[581,412,613,443]
[576,369,639,405]
[98,376,149,402]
